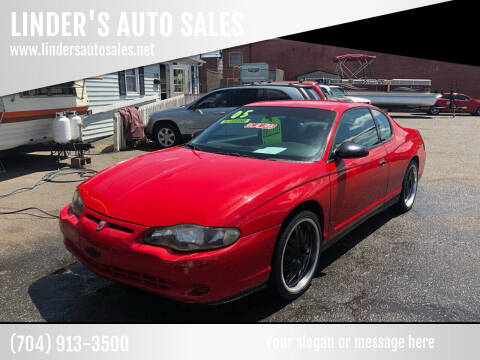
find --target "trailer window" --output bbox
[22,82,76,97]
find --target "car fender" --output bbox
[150,115,190,135]
[231,173,331,240]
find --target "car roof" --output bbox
[243,100,373,112]
[212,83,315,91]
[259,80,319,86]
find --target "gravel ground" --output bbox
[0,112,478,322]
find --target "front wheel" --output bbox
[154,123,181,148]
[396,161,418,213]
[271,210,321,300]
[473,107,480,116]
[429,106,440,115]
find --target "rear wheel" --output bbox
[473,107,480,116]
[396,161,418,213]
[429,106,440,115]
[271,210,321,300]
[154,123,182,148]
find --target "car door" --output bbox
[327,108,388,236]
[454,94,472,113]
[370,109,400,196]
[187,90,236,131]
[436,94,450,111]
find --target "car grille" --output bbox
[85,214,134,234]
[67,239,168,290]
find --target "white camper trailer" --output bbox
[0,81,89,151]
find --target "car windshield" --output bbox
[188,106,337,162]
[330,87,346,96]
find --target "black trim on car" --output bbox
[320,194,400,251]
[327,106,382,162]
[202,282,268,306]
[369,108,394,143]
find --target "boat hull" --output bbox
[345,91,441,108]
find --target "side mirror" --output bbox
[334,142,369,159]
[192,129,203,139]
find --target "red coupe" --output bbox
[429,92,480,115]
[60,101,425,303]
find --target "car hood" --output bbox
[79,147,315,227]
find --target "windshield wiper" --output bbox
[264,157,297,162]
[213,150,258,159]
[183,143,198,151]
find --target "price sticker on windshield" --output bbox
[220,109,254,124]
[244,123,277,129]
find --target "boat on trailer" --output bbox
[304,54,442,109]
[327,78,442,108]
[0,81,89,151]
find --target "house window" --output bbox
[229,51,243,66]
[125,68,139,93]
[173,68,185,93]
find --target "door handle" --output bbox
[379,159,387,167]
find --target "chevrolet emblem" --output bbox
[96,220,107,232]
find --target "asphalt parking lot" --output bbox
[0,112,479,322]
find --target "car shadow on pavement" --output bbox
[316,207,399,277]
[28,207,400,323]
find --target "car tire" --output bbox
[270,210,321,300]
[154,123,182,148]
[396,161,419,213]
[429,106,440,115]
[473,107,480,116]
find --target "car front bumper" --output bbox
[59,205,279,303]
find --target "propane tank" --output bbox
[53,112,71,144]
[66,110,83,141]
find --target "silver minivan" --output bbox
[144,84,321,148]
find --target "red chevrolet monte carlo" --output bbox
[60,101,425,303]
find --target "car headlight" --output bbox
[71,189,84,216]
[144,224,240,251]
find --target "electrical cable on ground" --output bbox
[0,166,97,219]
[0,207,60,218]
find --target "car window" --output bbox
[371,109,392,141]
[195,91,231,109]
[441,94,451,99]
[230,89,265,107]
[265,89,291,101]
[455,94,469,101]
[334,108,380,149]
[320,87,330,96]
[304,88,322,100]
[329,87,346,96]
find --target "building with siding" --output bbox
[82,56,203,141]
